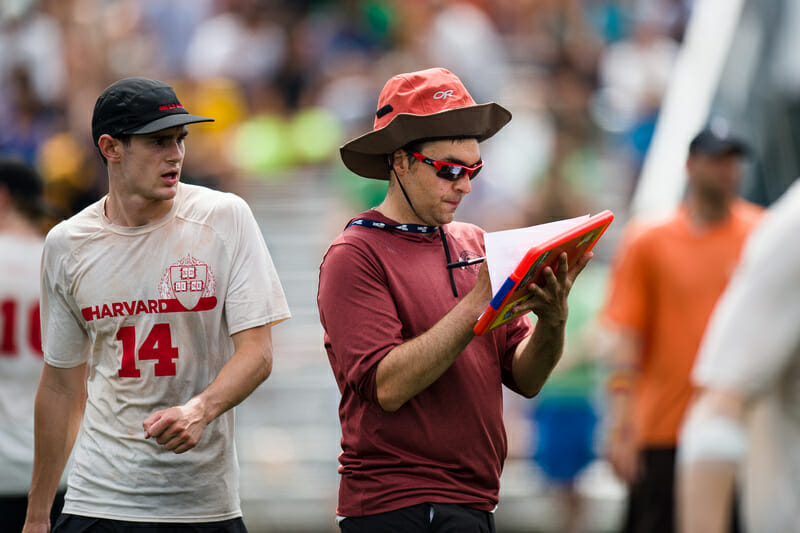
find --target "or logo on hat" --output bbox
[433,90,455,100]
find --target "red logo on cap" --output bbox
[158,103,184,111]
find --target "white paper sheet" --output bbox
[483,215,590,292]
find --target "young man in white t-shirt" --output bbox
[0,160,65,532]
[23,77,291,533]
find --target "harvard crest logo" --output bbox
[158,255,217,311]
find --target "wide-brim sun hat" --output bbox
[340,67,512,180]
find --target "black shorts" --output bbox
[339,502,496,533]
[622,447,741,533]
[53,514,248,533]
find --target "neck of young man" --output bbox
[104,191,175,227]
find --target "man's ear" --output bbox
[389,149,408,177]
[98,134,122,163]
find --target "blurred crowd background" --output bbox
[1,0,691,225]
[2,0,797,531]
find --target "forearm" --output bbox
[376,280,489,412]
[679,461,737,533]
[511,319,565,397]
[26,365,86,523]
[193,325,273,423]
[678,389,746,533]
[600,329,642,483]
[605,329,641,426]
[143,325,274,453]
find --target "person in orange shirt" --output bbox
[602,125,763,533]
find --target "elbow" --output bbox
[376,388,404,413]
[518,384,543,399]
[373,364,406,412]
[258,350,273,383]
[511,366,548,398]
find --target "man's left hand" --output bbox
[513,251,593,326]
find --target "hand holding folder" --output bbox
[473,210,614,335]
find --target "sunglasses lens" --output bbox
[437,165,482,181]
[436,165,465,181]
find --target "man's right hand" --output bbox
[22,517,51,533]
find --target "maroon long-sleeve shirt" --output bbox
[318,210,533,517]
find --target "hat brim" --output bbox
[124,114,215,135]
[340,102,511,179]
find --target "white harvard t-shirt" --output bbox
[41,183,290,522]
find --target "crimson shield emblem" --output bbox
[169,264,207,310]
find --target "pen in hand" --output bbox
[446,256,486,269]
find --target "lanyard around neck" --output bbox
[345,218,460,298]
[346,218,438,234]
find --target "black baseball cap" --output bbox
[689,127,748,157]
[91,77,214,146]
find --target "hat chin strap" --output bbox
[390,167,459,298]
[390,167,426,225]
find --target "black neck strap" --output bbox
[346,218,438,233]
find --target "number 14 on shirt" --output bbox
[117,323,179,377]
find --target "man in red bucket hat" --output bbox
[318,67,593,532]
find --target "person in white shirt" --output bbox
[22,77,291,533]
[0,160,65,532]
[678,178,800,533]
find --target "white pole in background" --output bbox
[631,0,748,218]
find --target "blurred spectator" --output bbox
[602,125,763,533]
[0,2,66,165]
[0,0,65,105]
[423,0,510,103]
[678,177,800,533]
[457,71,554,231]
[637,0,693,41]
[0,160,66,532]
[596,12,679,180]
[0,66,62,166]
[139,0,214,75]
[185,0,289,105]
[36,125,106,217]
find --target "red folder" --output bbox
[474,210,614,335]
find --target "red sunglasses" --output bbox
[411,152,484,181]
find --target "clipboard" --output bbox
[474,210,614,335]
